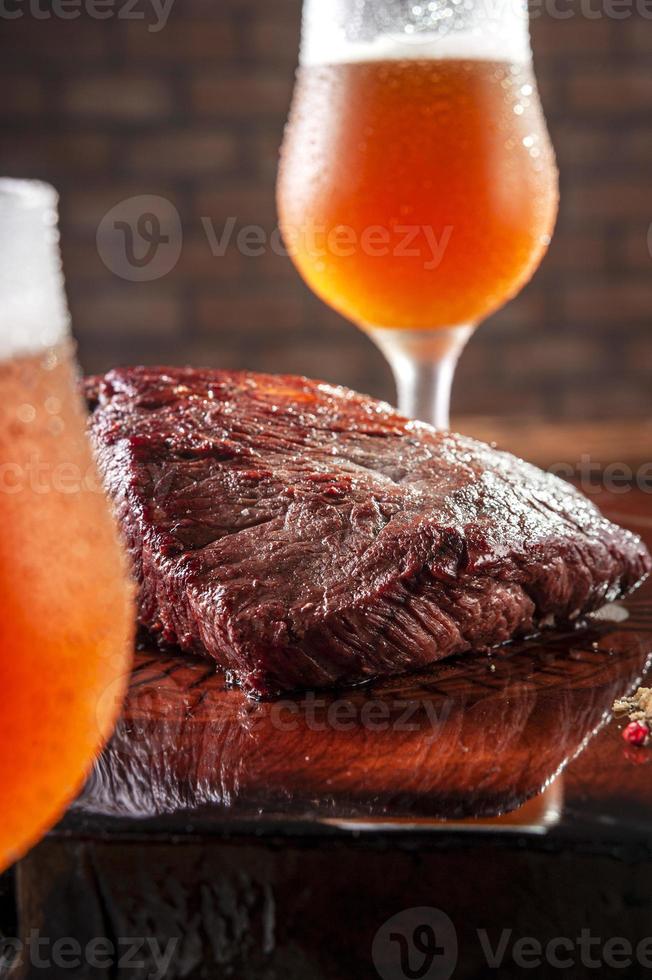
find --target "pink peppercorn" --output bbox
[623,721,649,746]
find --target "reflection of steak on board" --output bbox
[85,366,651,698]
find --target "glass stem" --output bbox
[364,325,475,430]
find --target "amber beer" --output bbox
[278,58,558,331]
[0,182,133,870]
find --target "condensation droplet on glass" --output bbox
[513,104,524,116]
[521,84,533,97]
[42,349,59,372]
[47,417,65,436]
[44,396,61,415]
[540,234,552,246]
[17,403,36,424]
[523,135,536,147]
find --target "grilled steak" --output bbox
[86,366,651,697]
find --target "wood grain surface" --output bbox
[68,482,652,837]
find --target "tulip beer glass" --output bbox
[278,0,558,427]
[0,180,133,870]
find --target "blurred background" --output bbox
[0,0,650,421]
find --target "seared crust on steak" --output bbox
[86,367,651,697]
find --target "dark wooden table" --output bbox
[6,424,652,980]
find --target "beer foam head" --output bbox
[301,0,532,66]
[0,179,71,362]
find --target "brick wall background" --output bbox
[0,0,650,420]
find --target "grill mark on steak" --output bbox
[86,366,651,698]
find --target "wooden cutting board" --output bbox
[60,485,652,834]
